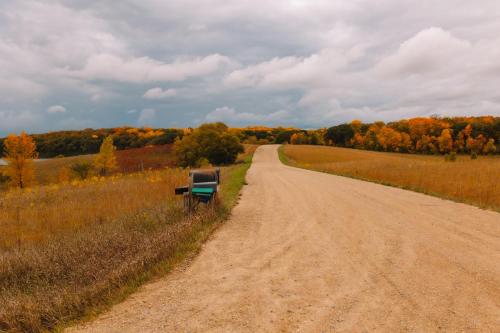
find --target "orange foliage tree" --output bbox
[325,116,498,155]
[376,127,402,152]
[3,131,38,188]
[438,129,453,154]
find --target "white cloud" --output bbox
[224,57,301,88]
[205,106,290,124]
[375,27,471,77]
[221,25,500,126]
[224,46,365,91]
[72,53,231,83]
[47,105,67,113]
[143,87,177,99]
[137,108,157,126]
[205,106,259,122]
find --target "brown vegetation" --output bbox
[115,144,176,173]
[281,145,500,210]
[0,147,254,332]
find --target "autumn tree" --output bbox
[466,136,477,154]
[351,132,365,149]
[363,124,383,150]
[3,131,38,188]
[324,124,354,147]
[175,122,244,167]
[416,135,432,153]
[438,129,453,154]
[376,127,402,152]
[400,132,412,152]
[94,135,117,176]
[476,134,487,152]
[483,138,496,155]
[455,130,466,153]
[350,120,363,133]
[290,132,306,145]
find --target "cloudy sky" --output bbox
[1,0,500,135]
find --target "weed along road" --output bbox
[70,145,500,332]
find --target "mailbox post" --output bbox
[175,168,220,213]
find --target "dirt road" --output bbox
[70,145,500,332]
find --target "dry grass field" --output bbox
[0,146,255,332]
[1,155,96,189]
[35,155,95,185]
[0,145,177,189]
[0,169,187,249]
[281,145,500,211]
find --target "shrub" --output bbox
[483,138,496,155]
[471,151,478,160]
[449,151,457,161]
[175,123,244,167]
[444,152,457,162]
[70,161,93,180]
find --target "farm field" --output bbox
[0,145,255,332]
[280,145,500,211]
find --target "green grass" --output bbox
[219,151,254,209]
[278,144,289,165]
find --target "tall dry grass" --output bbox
[282,145,500,211]
[0,169,186,249]
[0,147,255,332]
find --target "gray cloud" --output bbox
[1,0,500,135]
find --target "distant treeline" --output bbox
[0,127,183,158]
[1,116,498,158]
[233,117,499,155]
[321,116,499,154]
[230,126,308,145]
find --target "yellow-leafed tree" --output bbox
[438,129,453,154]
[3,131,38,188]
[94,135,117,176]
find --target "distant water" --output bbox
[0,158,46,165]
